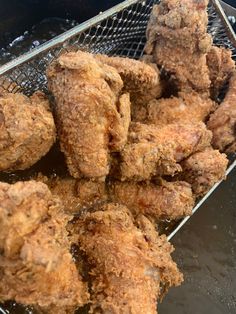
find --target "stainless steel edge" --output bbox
[212,0,236,46]
[168,159,236,241]
[0,0,141,76]
[219,0,236,18]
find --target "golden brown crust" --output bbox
[95,54,160,94]
[74,204,183,314]
[0,180,89,311]
[39,175,108,214]
[109,180,194,220]
[47,51,131,179]
[207,72,236,152]
[120,122,212,181]
[0,91,56,171]
[143,92,215,125]
[207,46,235,99]
[179,148,228,197]
[95,54,163,125]
[145,0,211,92]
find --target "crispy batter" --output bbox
[145,0,212,92]
[96,54,160,94]
[74,203,183,314]
[47,51,131,179]
[207,72,236,152]
[0,180,89,311]
[207,46,235,99]
[144,91,215,125]
[95,54,163,122]
[76,179,107,208]
[179,148,228,197]
[109,180,194,220]
[43,176,81,214]
[40,175,107,213]
[120,122,212,181]
[0,91,56,171]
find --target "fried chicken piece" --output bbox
[40,175,107,213]
[109,180,194,221]
[47,51,131,180]
[207,72,236,152]
[120,122,212,181]
[145,0,212,93]
[207,46,235,99]
[74,203,183,314]
[76,179,107,208]
[179,148,228,197]
[0,90,56,172]
[144,91,215,125]
[0,180,89,311]
[95,54,163,122]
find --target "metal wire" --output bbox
[0,0,235,95]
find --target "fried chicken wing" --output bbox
[109,180,194,221]
[47,51,131,179]
[145,0,212,93]
[0,91,56,172]
[120,122,212,181]
[95,54,163,122]
[0,180,89,312]
[207,46,235,99]
[40,175,107,213]
[179,148,228,197]
[144,91,215,125]
[207,72,236,152]
[74,203,183,314]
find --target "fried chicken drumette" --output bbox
[141,91,215,125]
[179,148,228,197]
[95,54,163,122]
[119,122,212,181]
[47,51,131,180]
[0,91,56,172]
[207,46,235,99]
[74,204,183,314]
[145,0,212,93]
[0,180,89,312]
[109,180,194,221]
[39,175,107,213]
[207,72,236,152]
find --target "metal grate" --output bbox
[0,0,236,241]
[0,0,235,95]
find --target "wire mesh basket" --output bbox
[0,0,236,241]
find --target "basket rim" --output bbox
[0,0,235,76]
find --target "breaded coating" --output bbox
[120,122,212,181]
[47,51,131,179]
[207,72,236,152]
[0,90,56,172]
[145,91,215,125]
[109,180,194,221]
[42,175,107,213]
[76,179,107,208]
[0,180,89,311]
[179,148,228,197]
[95,54,163,122]
[74,203,183,314]
[95,54,162,95]
[207,46,235,99]
[145,0,212,92]
[44,176,81,213]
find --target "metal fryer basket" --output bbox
[0,0,236,240]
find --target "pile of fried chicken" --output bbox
[0,0,235,313]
